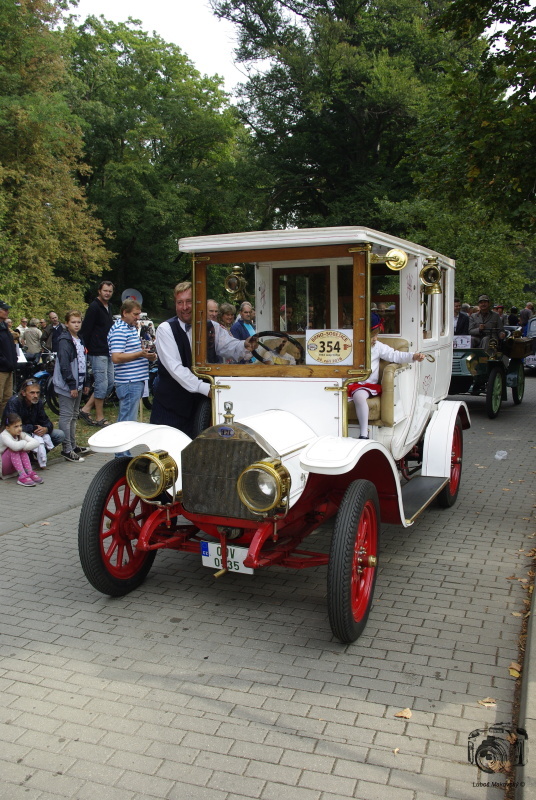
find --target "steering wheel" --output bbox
[251,331,305,365]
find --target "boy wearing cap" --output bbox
[347,313,425,440]
[469,295,505,346]
[0,300,18,419]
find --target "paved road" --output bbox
[1,381,535,800]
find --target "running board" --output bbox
[401,476,449,524]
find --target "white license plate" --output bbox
[525,355,536,366]
[201,541,254,574]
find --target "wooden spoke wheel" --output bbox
[512,361,525,405]
[327,480,379,643]
[437,416,463,508]
[485,367,503,419]
[78,458,155,596]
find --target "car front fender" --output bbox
[88,422,191,491]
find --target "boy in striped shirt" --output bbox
[108,300,157,456]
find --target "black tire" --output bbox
[191,395,213,438]
[327,480,380,643]
[436,417,463,508]
[78,458,156,596]
[512,361,525,405]
[485,367,503,419]
[46,375,60,415]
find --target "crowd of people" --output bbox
[453,296,535,345]
[1,285,534,487]
[0,287,258,485]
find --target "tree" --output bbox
[375,196,531,303]
[210,0,482,229]
[417,0,536,231]
[0,0,110,321]
[65,16,265,310]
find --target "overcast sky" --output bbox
[69,0,246,92]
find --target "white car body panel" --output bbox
[421,400,469,478]
[88,422,191,492]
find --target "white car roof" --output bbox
[179,225,455,266]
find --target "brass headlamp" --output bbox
[126,450,178,499]
[237,459,291,515]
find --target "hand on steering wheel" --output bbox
[251,331,305,365]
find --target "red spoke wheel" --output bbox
[79,458,156,596]
[437,416,463,508]
[327,480,379,643]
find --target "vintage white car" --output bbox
[79,226,470,643]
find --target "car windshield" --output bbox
[191,255,401,378]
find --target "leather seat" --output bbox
[348,337,409,427]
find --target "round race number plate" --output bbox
[306,330,353,365]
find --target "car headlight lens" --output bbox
[126,450,178,499]
[237,460,290,514]
[465,353,479,376]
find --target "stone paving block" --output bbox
[66,757,124,784]
[261,783,321,800]
[245,759,301,784]
[166,783,229,800]
[355,779,415,800]
[333,757,390,783]
[0,784,42,800]
[117,769,176,797]
[229,739,283,763]
[299,769,357,795]
[107,748,164,774]
[25,768,84,797]
[75,782,136,800]
[264,730,317,753]
[207,770,266,796]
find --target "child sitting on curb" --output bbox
[0,412,44,486]
[348,312,425,439]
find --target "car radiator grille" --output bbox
[181,437,268,521]
[451,358,463,375]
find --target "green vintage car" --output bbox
[449,332,530,418]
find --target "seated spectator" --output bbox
[219,303,236,332]
[2,378,65,467]
[23,318,43,363]
[207,299,219,322]
[0,412,43,486]
[231,302,255,340]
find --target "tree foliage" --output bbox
[376,197,531,303]
[418,0,536,231]
[210,0,481,229]
[65,16,265,309]
[0,0,110,320]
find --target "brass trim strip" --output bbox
[404,479,449,524]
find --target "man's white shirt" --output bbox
[155,319,251,397]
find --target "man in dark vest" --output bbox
[150,281,256,436]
